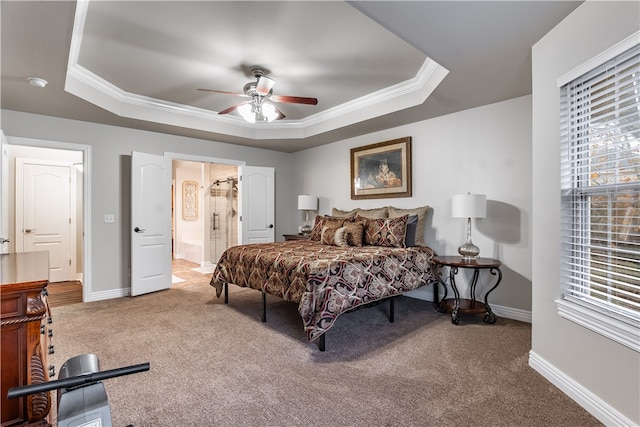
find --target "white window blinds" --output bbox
[560,43,640,327]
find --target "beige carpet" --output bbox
[50,281,601,427]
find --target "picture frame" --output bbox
[350,137,412,200]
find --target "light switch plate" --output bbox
[104,214,115,223]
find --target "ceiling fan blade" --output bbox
[198,88,248,97]
[270,95,318,105]
[218,101,248,115]
[255,76,275,96]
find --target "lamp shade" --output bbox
[452,194,486,218]
[298,195,318,211]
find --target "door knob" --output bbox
[269,224,274,229]
[134,227,146,233]
[25,228,36,233]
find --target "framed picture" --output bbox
[350,137,412,200]
[182,181,198,221]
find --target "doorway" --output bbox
[170,159,238,286]
[2,142,85,298]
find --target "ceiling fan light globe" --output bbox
[262,103,278,122]
[238,103,256,123]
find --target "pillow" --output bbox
[387,206,429,246]
[333,227,348,246]
[320,225,343,246]
[309,215,346,241]
[331,208,358,218]
[404,214,419,247]
[362,215,409,248]
[342,222,364,247]
[355,207,388,219]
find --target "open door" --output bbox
[131,151,172,296]
[0,131,8,254]
[239,166,275,244]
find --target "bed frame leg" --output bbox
[224,283,228,304]
[318,334,325,352]
[261,292,267,322]
[389,297,395,323]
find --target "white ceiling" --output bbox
[1,1,582,153]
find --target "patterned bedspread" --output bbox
[210,240,438,341]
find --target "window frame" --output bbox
[556,34,640,352]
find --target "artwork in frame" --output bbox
[350,137,412,200]
[182,181,198,221]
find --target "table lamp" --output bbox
[298,195,318,235]
[452,193,486,260]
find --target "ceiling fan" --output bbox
[198,68,318,123]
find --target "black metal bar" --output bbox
[7,363,150,399]
[261,292,266,322]
[389,297,395,323]
[318,334,325,352]
[224,283,228,304]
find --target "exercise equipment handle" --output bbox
[7,362,150,399]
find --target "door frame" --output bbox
[4,136,92,302]
[165,152,245,266]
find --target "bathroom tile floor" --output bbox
[171,258,212,288]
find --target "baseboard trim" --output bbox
[491,304,531,323]
[90,287,129,302]
[529,350,636,426]
[405,289,532,323]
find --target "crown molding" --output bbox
[66,0,448,140]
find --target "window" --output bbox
[559,43,640,351]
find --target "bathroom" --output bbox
[172,160,238,272]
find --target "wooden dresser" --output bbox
[1,251,53,427]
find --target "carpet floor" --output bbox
[49,279,601,427]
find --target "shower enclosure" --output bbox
[208,170,238,266]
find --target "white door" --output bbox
[16,159,73,282]
[239,166,275,244]
[131,151,172,296]
[0,131,8,254]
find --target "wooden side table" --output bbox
[433,255,502,325]
[283,234,309,241]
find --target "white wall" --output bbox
[293,95,533,316]
[531,1,640,425]
[174,160,204,263]
[1,110,294,298]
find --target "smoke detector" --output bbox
[27,77,47,88]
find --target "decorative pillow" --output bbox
[404,214,419,247]
[387,206,429,246]
[355,207,388,219]
[309,215,346,241]
[334,227,348,247]
[362,215,409,248]
[331,208,358,218]
[342,222,364,247]
[320,225,343,245]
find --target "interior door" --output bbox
[131,151,172,296]
[239,166,275,244]
[0,131,8,254]
[16,159,73,282]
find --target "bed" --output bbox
[210,206,439,350]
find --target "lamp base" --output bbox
[458,241,480,260]
[301,224,312,235]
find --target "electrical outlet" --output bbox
[104,214,115,223]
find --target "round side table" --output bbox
[433,255,502,325]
